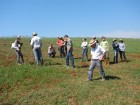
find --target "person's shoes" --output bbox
[72,65,75,68]
[101,78,106,81]
[18,63,21,65]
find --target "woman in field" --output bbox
[57,36,65,57]
[81,38,88,62]
[15,35,24,65]
[119,39,127,62]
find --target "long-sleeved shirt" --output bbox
[30,36,42,48]
[100,40,109,51]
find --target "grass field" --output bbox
[0,37,140,105]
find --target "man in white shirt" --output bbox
[87,39,106,81]
[81,38,88,61]
[30,32,43,65]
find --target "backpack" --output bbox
[11,41,19,50]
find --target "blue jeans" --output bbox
[88,59,105,80]
[113,50,119,63]
[66,51,75,67]
[16,50,24,64]
[81,47,88,61]
[33,47,43,65]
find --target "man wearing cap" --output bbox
[64,35,75,68]
[100,36,110,65]
[30,32,43,65]
[87,39,106,81]
[112,39,119,63]
[15,35,24,65]
[81,38,88,61]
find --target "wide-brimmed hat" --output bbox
[113,39,117,42]
[89,39,97,46]
[93,37,96,40]
[83,38,86,41]
[17,35,22,39]
[119,39,123,41]
[64,35,69,38]
[32,32,38,36]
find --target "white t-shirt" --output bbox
[91,45,106,59]
[30,36,42,48]
[81,41,88,49]
[119,43,126,51]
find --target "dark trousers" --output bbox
[58,46,65,57]
[16,50,24,64]
[119,51,126,61]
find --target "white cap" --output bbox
[17,35,22,39]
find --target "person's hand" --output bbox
[99,56,103,61]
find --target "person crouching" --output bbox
[48,44,56,57]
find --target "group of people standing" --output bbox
[13,33,127,81]
[112,39,127,63]
[81,37,127,64]
[14,33,75,68]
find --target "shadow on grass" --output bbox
[77,64,89,68]
[44,62,62,66]
[109,60,131,65]
[74,57,81,59]
[94,75,121,80]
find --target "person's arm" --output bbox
[107,41,109,51]
[30,38,34,49]
[99,50,106,61]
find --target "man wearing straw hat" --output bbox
[87,39,106,81]
[30,32,44,65]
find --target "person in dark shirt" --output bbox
[112,39,119,63]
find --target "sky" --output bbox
[0,0,140,38]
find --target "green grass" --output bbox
[0,37,140,105]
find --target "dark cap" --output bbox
[102,36,105,39]
[64,35,69,37]
[93,37,96,39]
